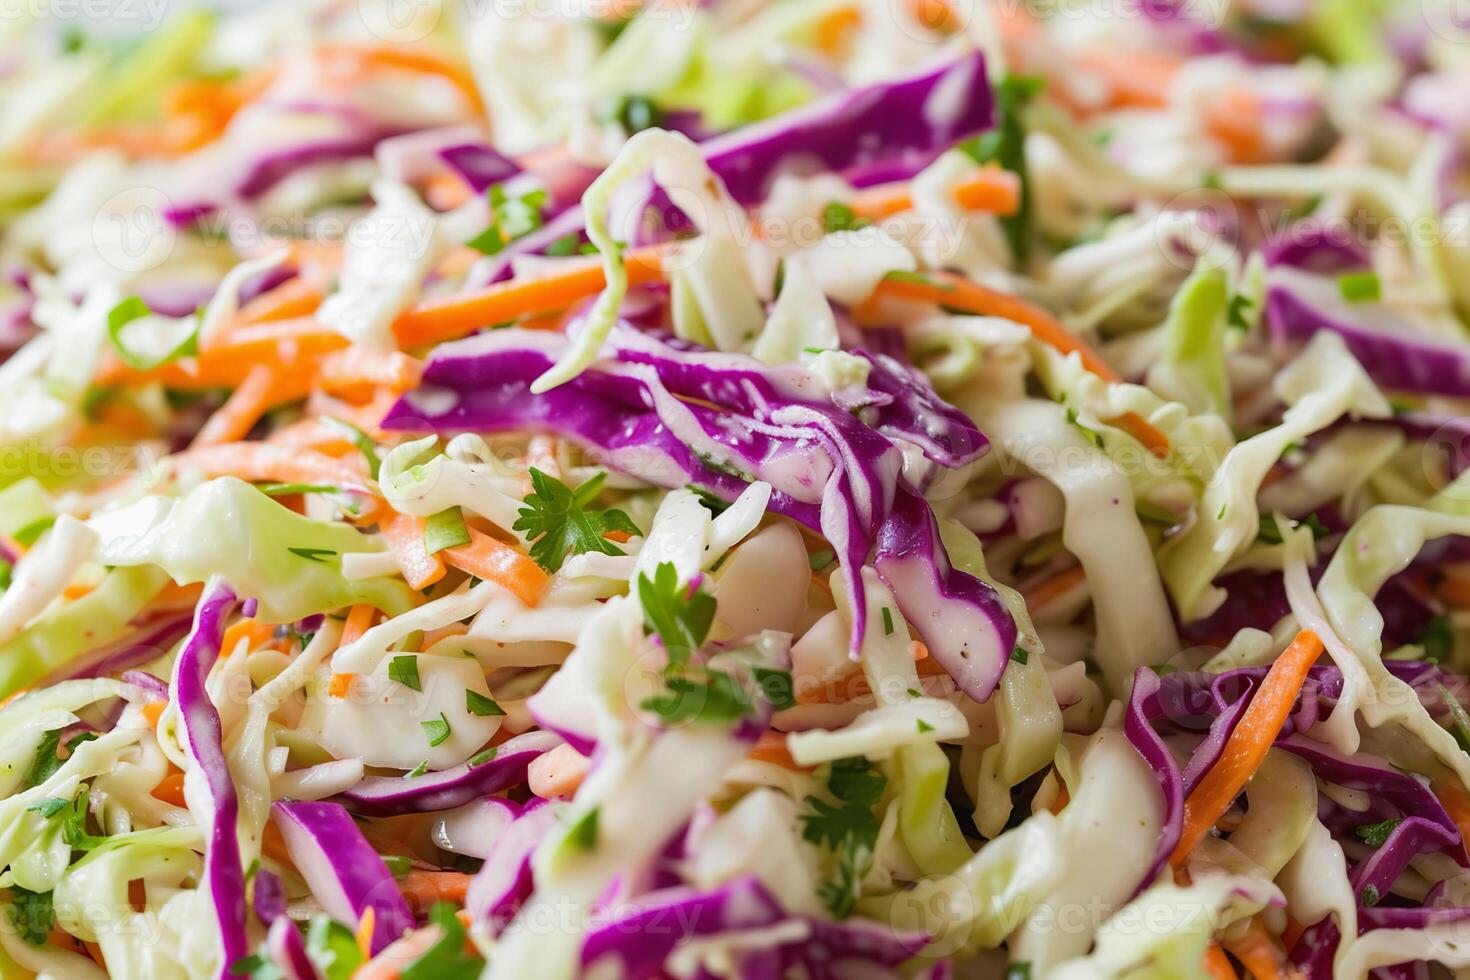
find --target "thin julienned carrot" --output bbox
[747,732,809,770]
[871,271,1122,382]
[223,277,325,334]
[1048,779,1070,815]
[151,770,187,807]
[1204,89,1266,165]
[393,246,666,349]
[61,582,95,601]
[529,742,591,798]
[316,43,484,114]
[425,171,473,211]
[1203,943,1239,980]
[1223,918,1287,980]
[381,514,448,591]
[318,347,424,395]
[328,673,356,699]
[1022,564,1088,613]
[1431,778,1470,857]
[340,604,377,646]
[909,0,961,32]
[1108,411,1172,459]
[354,924,441,980]
[419,623,468,652]
[355,907,376,961]
[442,528,550,607]
[1433,569,1470,609]
[191,365,308,448]
[222,619,277,657]
[141,701,166,730]
[1072,49,1183,110]
[1170,629,1325,867]
[848,166,1021,221]
[399,870,474,908]
[1281,917,1305,952]
[814,4,861,53]
[170,442,368,488]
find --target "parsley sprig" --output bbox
[512,468,640,573]
[800,757,887,918]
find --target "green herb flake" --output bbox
[421,713,452,747]
[1338,272,1381,303]
[1354,819,1401,848]
[1010,646,1029,665]
[287,546,336,563]
[881,607,895,636]
[801,757,887,919]
[466,746,498,767]
[388,655,422,692]
[917,719,935,733]
[306,915,366,980]
[6,888,54,946]
[821,201,872,234]
[808,548,835,571]
[465,689,506,716]
[565,806,599,852]
[513,468,640,573]
[106,296,199,370]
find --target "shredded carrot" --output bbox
[1072,49,1183,110]
[1223,918,1288,980]
[849,166,1021,221]
[381,514,448,591]
[316,43,484,114]
[1109,411,1172,459]
[1432,778,1470,858]
[223,276,325,334]
[192,365,309,448]
[393,246,666,349]
[1203,943,1240,980]
[425,171,473,211]
[747,732,810,770]
[815,4,861,55]
[1048,779,1070,815]
[328,673,356,699]
[399,870,473,909]
[1022,564,1088,613]
[141,701,166,730]
[910,640,929,661]
[1281,916,1305,952]
[1433,569,1470,609]
[355,907,376,961]
[442,528,549,607]
[318,347,424,395]
[354,924,440,980]
[340,604,378,647]
[1171,630,1325,866]
[262,821,295,871]
[1204,88,1266,165]
[151,770,187,807]
[870,271,1122,383]
[419,623,468,652]
[222,619,277,657]
[909,0,961,32]
[61,582,96,601]
[170,442,368,488]
[529,742,591,798]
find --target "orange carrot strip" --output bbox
[1432,778,1470,856]
[442,528,549,607]
[747,732,810,771]
[381,514,447,591]
[1073,49,1183,110]
[872,271,1121,382]
[1204,89,1266,165]
[355,907,376,961]
[328,673,356,699]
[151,770,187,807]
[224,276,325,333]
[398,870,473,908]
[318,347,425,395]
[1203,943,1239,980]
[340,604,377,646]
[529,742,591,798]
[815,4,861,54]
[849,166,1021,221]
[393,247,666,349]
[170,442,367,488]
[191,365,308,448]
[222,619,277,656]
[316,43,484,114]
[141,702,166,730]
[1109,411,1172,459]
[419,623,468,652]
[1223,918,1286,980]
[1170,630,1325,866]
[354,924,440,980]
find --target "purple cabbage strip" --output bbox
[438,142,522,193]
[118,670,170,702]
[580,876,928,980]
[61,614,193,682]
[336,730,560,816]
[271,800,415,955]
[266,917,321,980]
[170,579,249,976]
[384,329,1017,698]
[697,50,992,206]
[253,868,287,926]
[1266,270,1470,397]
[1122,668,1185,889]
[466,799,561,934]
